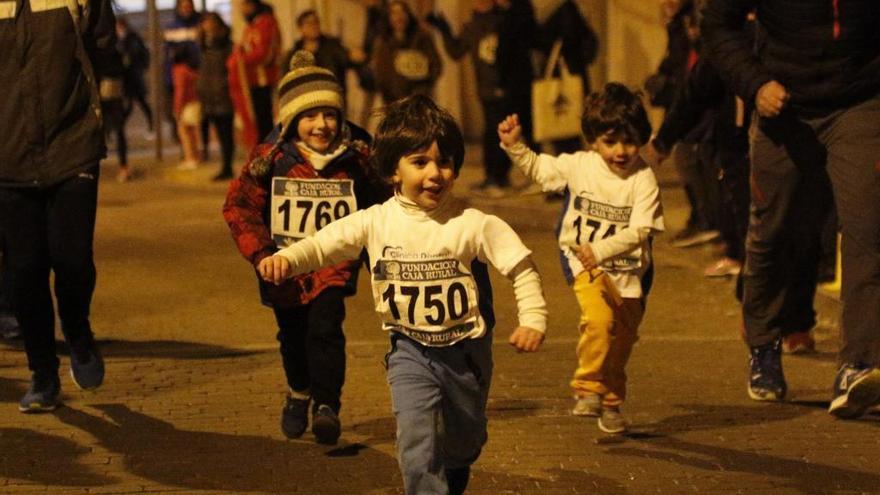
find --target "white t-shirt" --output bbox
[276,195,545,346]
[505,144,665,298]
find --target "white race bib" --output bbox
[477,34,498,65]
[372,255,479,345]
[562,193,641,271]
[270,177,357,247]
[393,50,430,80]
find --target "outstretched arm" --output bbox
[498,114,567,191]
[506,257,547,352]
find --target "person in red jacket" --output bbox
[229,0,281,150]
[223,51,387,444]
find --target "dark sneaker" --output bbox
[69,339,104,390]
[598,407,628,434]
[748,339,786,401]
[311,404,341,445]
[19,372,61,413]
[446,466,471,495]
[0,315,21,339]
[828,365,880,419]
[571,393,602,417]
[281,395,310,439]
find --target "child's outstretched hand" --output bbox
[258,255,292,285]
[574,244,599,270]
[497,114,523,147]
[509,326,544,353]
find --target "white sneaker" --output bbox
[177,160,198,171]
[571,394,602,417]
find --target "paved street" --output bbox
[1,145,877,495]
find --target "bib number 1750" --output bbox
[381,282,469,326]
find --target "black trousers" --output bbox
[481,95,531,187]
[204,113,235,176]
[744,94,880,365]
[274,287,347,413]
[0,166,99,374]
[250,85,275,144]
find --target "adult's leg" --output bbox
[822,95,880,366]
[47,166,100,350]
[213,113,235,176]
[250,86,275,143]
[305,288,346,413]
[480,98,511,187]
[742,115,826,347]
[0,187,56,373]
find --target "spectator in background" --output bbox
[0,0,120,412]
[428,0,539,198]
[282,10,366,100]
[99,46,131,183]
[371,0,443,104]
[538,0,599,155]
[355,0,386,124]
[229,0,281,148]
[163,0,201,143]
[198,12,236,181]
[702,0,880,418]
[116,16,154,136]
[172,47,201,170]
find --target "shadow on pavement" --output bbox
[605,434,880,494]
[0,339,264,361]
[0,376,26,403]
[55,404,401,493]
[0,427,117,487]
[639,402,813,433]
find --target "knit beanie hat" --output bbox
[276,50,344,136]
[248,50,344,178]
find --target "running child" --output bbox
[223,51,387,445]
[259,94,547,494]
[498,82,665,434]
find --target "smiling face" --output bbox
[392,141,455,210]
[591,131,640,178]
[295,107,339,153]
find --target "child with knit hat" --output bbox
[223,50,388,445]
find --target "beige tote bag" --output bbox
[532,40,584,142]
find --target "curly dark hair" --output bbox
[581,82,652,146]
[371,95,465,182]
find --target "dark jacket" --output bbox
[372,29,443,103]
[198,34,234,116]
[702,0,880,115]
[0,0,120,187]
[539,0,598,93]
[223,123,388,308]
[284,36,351,93]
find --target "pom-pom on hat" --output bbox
[276,50,344,134]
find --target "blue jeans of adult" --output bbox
[274,287,347,413]
[0,165,99,374]
[386,332,493,495]
[744,94,880,365]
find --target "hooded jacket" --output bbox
[0,0,120,187]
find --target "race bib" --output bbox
[393,50,430,80]
[477,34,498,65]
[270,178,357,247]
[372,254,479,345]
[563,194,641,271]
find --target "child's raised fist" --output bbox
[258,255,292,285]
[497,114,523,147]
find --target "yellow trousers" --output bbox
[570,269,644,407]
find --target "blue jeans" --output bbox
[386,332,493,494]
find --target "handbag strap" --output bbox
[543,39,571,79]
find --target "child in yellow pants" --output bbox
[499,83,664,433]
